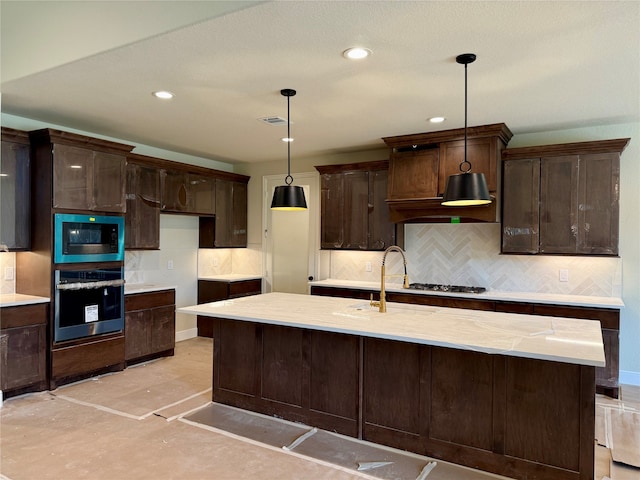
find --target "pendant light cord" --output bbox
[456,54,476,174]
[281,88,296,186]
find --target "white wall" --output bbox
[125,215,199,339]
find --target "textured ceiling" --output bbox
[1,1,638,165]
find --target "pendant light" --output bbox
[441,53,491,207]
[271,88,308,211]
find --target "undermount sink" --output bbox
[331,302,437,319]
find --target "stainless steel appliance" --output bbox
[408,283,486,294]
[54,267,125,342]
[54,213,124,264]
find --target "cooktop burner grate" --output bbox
[408,283,486,294]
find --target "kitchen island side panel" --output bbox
[211,317,595,480]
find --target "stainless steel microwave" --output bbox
[54,213,124,264]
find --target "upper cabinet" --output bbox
[125,158,161,250]
[211,178,248,248]
[161,170,215,215]
[1,127,31,250]
[29,128,134,213]
[316,161,398,250]
[383,123,512,223]
[502,139,630,255]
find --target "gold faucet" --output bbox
[370,245,409,313]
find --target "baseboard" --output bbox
[619,370,640,386]
[176,328,198,343]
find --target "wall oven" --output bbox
[54,213,124,264]
[54,267,124,342]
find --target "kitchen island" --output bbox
[179,292,604,480]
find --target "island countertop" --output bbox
[178,291,605,367]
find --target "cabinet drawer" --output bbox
[229,280,262,298]
[125,290,175,312]
[0,303,48,329]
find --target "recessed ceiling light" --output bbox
[429,116,446,123]
[343,47,371,60]
[152,90,175,99]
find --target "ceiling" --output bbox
[1,1,638,166]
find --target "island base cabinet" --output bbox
[212,319,360,437]
[363,339,595,480]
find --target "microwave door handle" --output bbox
[56,279,125,291]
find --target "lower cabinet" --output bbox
[0,303,48,397]
[311,285,620,398]
[125,289,175,364]
[197,279,261,337]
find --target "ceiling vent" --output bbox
[258,116,288,126]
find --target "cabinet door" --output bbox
[438,137,498,195]
[161,170,190,212]
[369,169,395,250]
[214,179,247,247]
[151,305,175,354]
[125,163,160,249]
[214,179,233,246]
[387,147,439,200]
[0,140,30,250]
[343,171,369,249]
[189,174,215,215]
[540,156,579,253]
[124,310,152,361]
[0,325,47,391]
[92,151,126,212]
[231,181,248,247]
[501,158,540,253]
[320,173,345,248]
[577,153,619,255]
[53,144,93,209]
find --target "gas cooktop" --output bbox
[408,283,486,294]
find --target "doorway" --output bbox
[262,172,319,294]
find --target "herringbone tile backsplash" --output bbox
[329,224,622,297]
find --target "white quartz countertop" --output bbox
[0,293,50,307]
[309,279,624,309]
[179,292,605,367]
[198,274,263,282]
[125,283,177,295]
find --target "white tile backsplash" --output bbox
[328,224,622,297]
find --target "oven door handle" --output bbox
[56,279,125,291]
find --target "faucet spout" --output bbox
[370,245,409,313]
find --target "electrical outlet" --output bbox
[4,267,14,280]
[212,257,219,267]
[365,262,372,272]
[167,260,174,270]
[559,269,569,282]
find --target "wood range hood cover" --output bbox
[383,123,513,224]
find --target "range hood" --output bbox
[382,123,512,224]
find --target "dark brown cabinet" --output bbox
[383,123,512,223]
[125,289,176,364]
[212,179,248,247]
[502,138,629,255]
[29,129,133,214]
[316,161,397,250]
[212,318,360,436]
[197,278,261,337]
[125,161,161,249]
[161,170,215,215]
[52,144,127,213]
[0,303,48,397]
[1,127,31,250]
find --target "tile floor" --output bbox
[1,337,638,480]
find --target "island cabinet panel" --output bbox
[212,319,360,436]
[361,339,595,480]
[363,338,424,448]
